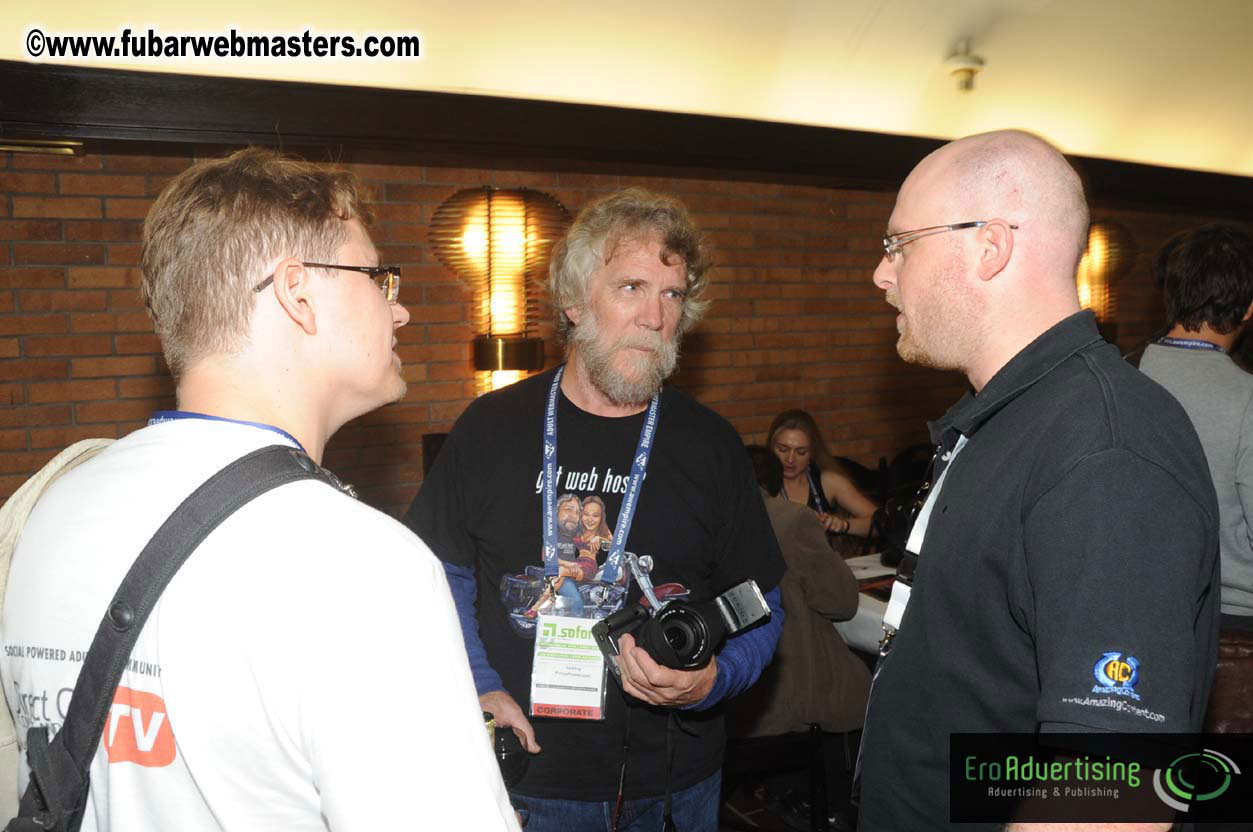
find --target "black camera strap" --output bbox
[6,445,344,832]
[609,702,704,832]
[611,705,632,832]
[662,711,678,832]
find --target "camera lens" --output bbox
[644,605,714,668]
[663,620,696,654]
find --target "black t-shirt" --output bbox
[405,368,784,800]
[859,312,1221,831]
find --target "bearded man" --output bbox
[404,188,784,832]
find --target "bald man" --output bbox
[860,131,1220,830]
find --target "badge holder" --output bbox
[879,550,917,656]
[529,611,608,721]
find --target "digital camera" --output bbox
[592,579,769,678]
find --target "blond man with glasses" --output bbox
[0,148,519,831]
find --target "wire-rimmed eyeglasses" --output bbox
[882,221,1018,262]
[253,262,402,303]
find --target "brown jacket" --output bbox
[732,495,871,736]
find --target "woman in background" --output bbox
[767,409,877,538]
[732,446,869,831]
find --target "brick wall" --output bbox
[0,147,1241,514]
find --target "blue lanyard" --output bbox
[542,366,659,585]
[148,410,307,454]
[1157,336,1226,354]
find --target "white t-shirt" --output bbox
[1,418,519,831]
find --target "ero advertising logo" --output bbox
[1153,749,1241,812]
[951,732,1253,824]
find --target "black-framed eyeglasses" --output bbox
[882,221,1019,262]
[252,262,401,303]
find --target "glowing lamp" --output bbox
[429,187,570,393]
[1076,220,1137,324]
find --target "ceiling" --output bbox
[6,0,1252,177]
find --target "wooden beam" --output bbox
[4,60,1252,215]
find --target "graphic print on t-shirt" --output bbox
[105,686,177,766]
[3,642,175,767]
[498,465,690,639]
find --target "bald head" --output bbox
[906,130,1090,277]
[876,130,1092,390]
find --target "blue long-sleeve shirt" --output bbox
[442,560,783,709]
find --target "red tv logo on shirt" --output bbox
[104,687,175,767]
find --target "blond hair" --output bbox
[140,147,371,377]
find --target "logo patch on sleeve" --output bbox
[1092,652,1141,701]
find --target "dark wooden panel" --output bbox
[3,60,1252,215]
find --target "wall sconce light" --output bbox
[429,187,571,394]
[1076,220,1137,321]
[1076,220,1137,340]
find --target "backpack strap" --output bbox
[9,444,344,832]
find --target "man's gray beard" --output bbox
[570,310,680,407]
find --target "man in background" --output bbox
[1140,223,1253,631]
